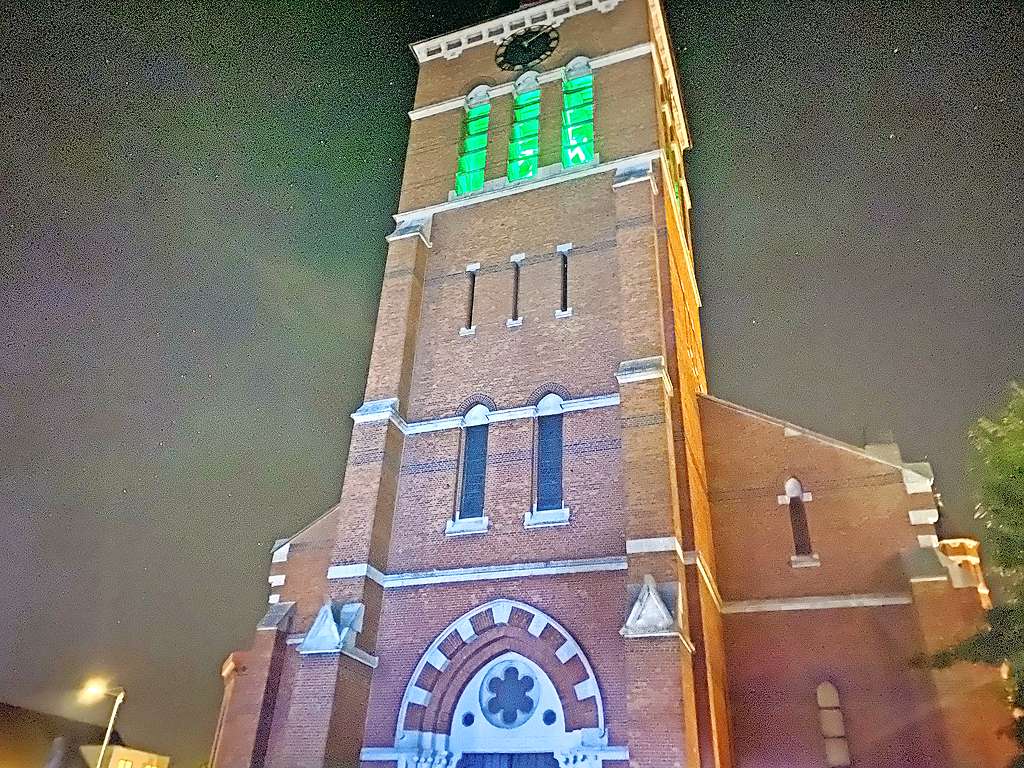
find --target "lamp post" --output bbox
[79,678,126,768]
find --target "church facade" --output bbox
[207,2,1012,767]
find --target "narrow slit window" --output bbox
[561,67,594,168]
[558,245,570,313]
[508,85,541,182]
[459,422,488,520]
[785,477,813,557]
[511,260,521,321]
[464,268,478,331]
[455,99,491,196]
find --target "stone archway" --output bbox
[394,600,618,768]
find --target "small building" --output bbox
[80,743,171,768]
[0,702,121,768]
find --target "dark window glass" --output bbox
[511,261,521,320]
[460,424,488,519]
[537,413,563,511]
[559,251,569,312]
[789,497,812,556]
[465,271,477,329]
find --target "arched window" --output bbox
[459,404,490,522]
[508,71,541,182]
[561,57,594,167]
[527,395,569,528]
[780,477,817,564]
[536,394,563,511]
[816,682,851,766]
[454,86,492,196]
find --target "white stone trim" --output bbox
[554,307,574,318]
[425,647,449,671]
[455,617,477,643]
[407,685,432,706]
[917,533,940,548]
[626,536,684,558]
[445,515,490,536]
[459,326,476,337]
[353,396,618,434]
[492,602,514,625]
[325,562,387,586]
[327,555,627,588]
[790,554,821,568]
[722,593,913,614]
[573,678,599,700]
[556,639,578,663]
[271,541,290,563]
[506,317,523,328]
[268,594,280,604]
[909,507,939,525]
[356,393,621,436]
[410,2,627,64]
[392,149,660,226]
[902,465,934,495]
[361,747,629,764]
[268,574,286,587]
[615,356,673,396]
[528,613,548,637]
[525,506,571,528]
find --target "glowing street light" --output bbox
[78,678,126,768]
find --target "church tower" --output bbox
[208,2,1012,767]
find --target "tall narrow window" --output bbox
[508,254,524,327]
[780,477,817,565]
[461,263,479,335]
[455,89,491,196]
[526,394,570,528]
[555,243,572,317]
[459,406,489,521]
[508,74,541,182]
[561,58,595,168]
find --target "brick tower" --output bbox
[208,2,1012,767]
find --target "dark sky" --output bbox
[2,0,1021,763]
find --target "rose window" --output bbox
[479,660,537,728]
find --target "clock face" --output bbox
[495,26,560,71]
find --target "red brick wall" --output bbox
[723,605,950,767]
[361,572,629,749]
[699,395,935,601]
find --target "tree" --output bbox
[924,383,1024,766]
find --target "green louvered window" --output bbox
[561,73,595,168]
[455,101,491,196]
[507,87,541,182]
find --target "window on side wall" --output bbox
[526,394,570,528]
[447,404,490,536]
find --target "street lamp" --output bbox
[78,678,125,768]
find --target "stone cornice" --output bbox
[408,0,624,64]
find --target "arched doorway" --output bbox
[392,600,624,768]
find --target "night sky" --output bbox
[3,0,1022,763]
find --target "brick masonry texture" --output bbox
[208,1,1007,766]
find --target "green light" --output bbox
[561,72,595,168]
[507,87,541,182]
[455,101,491,196]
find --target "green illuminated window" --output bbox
[508,88,541,182]
[455,101,491,196]
[561,73,595,167]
